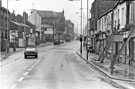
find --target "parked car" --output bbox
[24,45,38,59]
[60,40,64,43]
[53,39,60,45]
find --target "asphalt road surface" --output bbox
[0,41,128,89]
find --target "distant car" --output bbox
[24,45,38,59]
[76,37,80,40]
[65,38,71,42]
[53,39,60,45]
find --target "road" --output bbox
[0,41,127,89]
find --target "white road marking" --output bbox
[24,72,29,75]
[29,59,41,71]
[31,66,35,68]
[33,59,41,66]
[18,77,24,81]
[28,68,32,71]
[11,84,17,89]
[89,66,95,72]
[34,63,38,66]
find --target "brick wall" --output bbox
[90,0,116,30]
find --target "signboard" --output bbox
[131,31,135,37]
[113,34,123,42]
[44,28,53,34]
[19,38,24,47]
[10,30,18,42]
[30,29,33,33]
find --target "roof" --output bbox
[41,24,53,28]
[98,9,112,19]
[0,6,10,13]
[56,12,64,17]
[37,10,57,18]
[10,20,22,26]
[19,23,30,28]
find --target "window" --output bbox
[122,7,124,26]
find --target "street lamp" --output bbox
[86,0,89,60]
[6,0,9,53]
[69,0,83,54]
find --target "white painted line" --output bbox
[37,59,41,63]
[33,63,37,67]
[89,65,95,72]
[18,77,24,81]
[28,68,32,71]
[33,59,41,66]
[11,84,17,89]
[24,72,29,76]
[31,66,35,68]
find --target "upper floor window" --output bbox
[122,7,124,26]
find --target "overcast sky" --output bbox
[2,0,94,34]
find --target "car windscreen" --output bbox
[28,45,35,48]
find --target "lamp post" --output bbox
[6,0,9,53]
[69,0,83,54]
[86,0,89,60]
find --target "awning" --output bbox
[41,24,53,28]
[10,20,30,28]
[10,20,22,26]
[19,23,30,28]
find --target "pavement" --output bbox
[0,42,52,61]
[76,48,135,83]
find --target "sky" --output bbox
[2,0,94,34]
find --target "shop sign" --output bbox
[113,34,123,42]
[10,30,18,42]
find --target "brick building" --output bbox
[28,10,57,42]
[65,20,74,41]
[55,10,65,41]
[28,10,66,42]
[90,0,116,53]
[10,11,34,48]
[0,6,10,52]
[90,0,135,67]
[0,0,1,6]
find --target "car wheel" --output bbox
[25,55,27,59]
[35,55,38,58]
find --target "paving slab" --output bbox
[76,49,135,82]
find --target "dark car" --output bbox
[24,45,38,59]
[53,39,60,45]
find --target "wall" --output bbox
[113,2,127,30]
[0,0,1,6]
[129,1,135,25]
[28,10,41,32]
[28,10,41,41]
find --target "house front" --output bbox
[28,10,57,42]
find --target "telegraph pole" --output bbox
[86,0,89,60]
[80,0,83,55]
[6,0,9,53]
